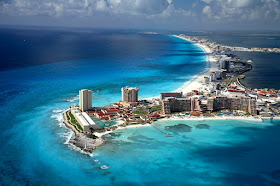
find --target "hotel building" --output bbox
[79,89,92,112]
[71,107,100,131]
[162,95,257,115]
[121,86,139,103]
[160,92,183,101]
[162,97,191,114]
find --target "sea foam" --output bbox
[51,109,95,157]
[67,95,79,102]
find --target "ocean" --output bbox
[1,27,280,185]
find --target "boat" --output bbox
[100,165,108,170]
[238,75,245,79]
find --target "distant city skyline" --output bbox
[0,0,280,30]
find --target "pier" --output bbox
[152,125,173,137]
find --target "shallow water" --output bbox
[0,28,207,185]
[1,28,280,185]
[96,119,280,185]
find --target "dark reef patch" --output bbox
[165,124,192,134]
[195,124,210,129]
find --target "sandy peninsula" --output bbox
[62,34,265,154]
[173,35,219,94]
[144,34,218,101]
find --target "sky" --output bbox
[0,0,280,30]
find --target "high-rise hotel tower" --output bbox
[79,89,92,111]
[121,86,139,103]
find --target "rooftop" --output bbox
[160,93,182,95]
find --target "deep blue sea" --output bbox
[1,27,280,185]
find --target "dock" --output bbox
[152,125,173,137]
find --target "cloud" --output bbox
[0,0,192,18]
[199,0,280,22]
[201,0,212,4]
[96,0,107,11]
[1,0,278,29]
[107,0,170,15]
[202,5,211,16]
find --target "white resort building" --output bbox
[79,89,92,112]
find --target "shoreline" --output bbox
[61,34,270,154]
[172,35,219,94]
[143,34,215,101]
[94,123,152,138]
[62,105,266,154]
[159,116,263,122]
[62,109,104,153]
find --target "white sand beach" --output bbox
[159,116,263,122]
[173,35,219,94]
[94,123,152,137]
[94,115,263,138]
[144,35,218,101]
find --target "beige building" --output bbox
[121,86,139,103]
[162,96,257,115]
[160,92,182,101]
[162,97,191,115]
[79,89,92,111]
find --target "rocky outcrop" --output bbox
[63,110,104,153]
[70,133,104,152]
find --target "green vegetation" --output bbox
[66,111,83,132]
[151,107,161,112]
[67,111,76,123]
[132,110,148,115]
[245,112,251,116]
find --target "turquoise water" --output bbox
[96,119,280,185]
[1,28,280,185]
[94,119,118,128]
[0,29,207,185]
